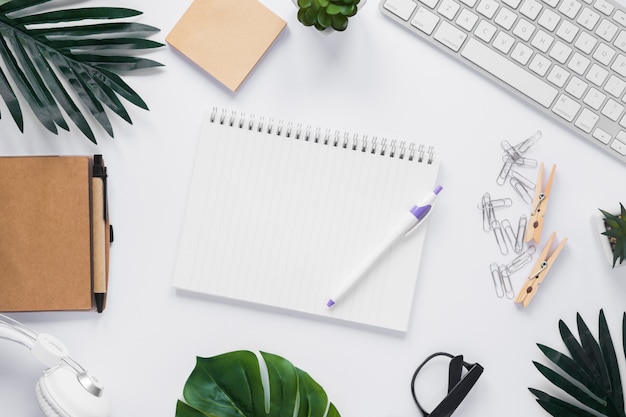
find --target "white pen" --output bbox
[326,185,443,307]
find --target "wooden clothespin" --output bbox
[515,232,567,307]
[525,163,556,243]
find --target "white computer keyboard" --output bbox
[381,0,626,164]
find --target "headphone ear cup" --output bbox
[35,366,110,417]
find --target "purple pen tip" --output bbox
[326,299,335,307]
[433,185,443,195]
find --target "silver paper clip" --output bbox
[477,197,512,210]
[490,263,514,299]
[499,265,515,299]
[515,215,528,253]
[510,175,534,204]
[490,263,505,298]
[505,245,536,273]
[481,193,495,232]
[501,219,517,253]
[491,219,508,255]
[513,130,542,153]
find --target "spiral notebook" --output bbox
[173,109,441,332]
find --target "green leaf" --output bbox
[531,312,626,417]
[530,388,599,417]
[538,343,595,389]
[0,65,23,130]
[177,350,341,417]
[599,310,625,416]
[0,2,163,141]
[533,361,610,414]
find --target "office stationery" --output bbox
[380,0,626,164]
[327,185,442,307]
[525,163,556,243]
[166,0,286,92]
[0,156,112,312]
[514,232,567,307]
[411,352,484,417]
[92,155,109,313]
[173,108,441,332]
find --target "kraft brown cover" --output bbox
[0,156,93,311]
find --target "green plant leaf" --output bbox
[530,388,599,417]
[0,0,163,142]
[177,351,341,417]
[531,311,626,417]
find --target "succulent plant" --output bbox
[296,0,361,32]
[599,202,626,268]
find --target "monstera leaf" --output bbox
[176,350,341,417]
[530,310,626,417]
[0,0,163,143]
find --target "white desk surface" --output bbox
[1,0,625,416]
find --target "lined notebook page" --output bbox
[173,109,440,332]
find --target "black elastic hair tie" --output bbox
[410,352,484,417]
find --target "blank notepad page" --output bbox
[173,109,440,332]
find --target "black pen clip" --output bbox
[92,154,108,221]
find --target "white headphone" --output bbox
[0,314,110,417]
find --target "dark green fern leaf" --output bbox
[530,310,626,417]
[0,0,163,142]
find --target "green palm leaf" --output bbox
[530,310,626,417]
[0,0,163,142]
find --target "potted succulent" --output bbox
[594,202,626,268]
[295,0,362,32]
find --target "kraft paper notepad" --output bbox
[173,109,441,332]
[0,156,111,312]
[166,0,286,91]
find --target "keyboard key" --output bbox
[594,0,614,15]
[532,29,554,52]
[461,38,558,107]
[565,76,589,98]
[611,54,626,76]
[553,94,581,121]
[549,40,572,64]
[529,53,552,76]
[568,52,591,74]
[513,18,536,40]
[503,0,522,9]
[412,7,440,34]
[593,42,616,64]
[593,127,612,143]
[584,87,606,109]
[495,7,518,29]
[475,20,497,42]
[575,108,599,132]
[547,64,570,87]
[559,0,582,19]
[556,20,579,42]
[578,7,600,30]
[477,0,499,18]
[575,31,598,53]
[511,42,534,64]
[384,0,418,20]
[457,9,479,30]
[611,136,626,155]
[602,98,624,121]
[520,0,542,20]
[438,0,461,19]
[538,9,561,31]
[586,63,609,85]
[614,31,626,52]
[596,19,619,41]
[614,10,626,26]
[605,75,626,97]
[493,31,516,53]
[434,20,467,50]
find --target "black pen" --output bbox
[92,155,108,313]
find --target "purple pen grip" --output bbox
[410,205,432,220]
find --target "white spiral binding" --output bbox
[210,108,435,164]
